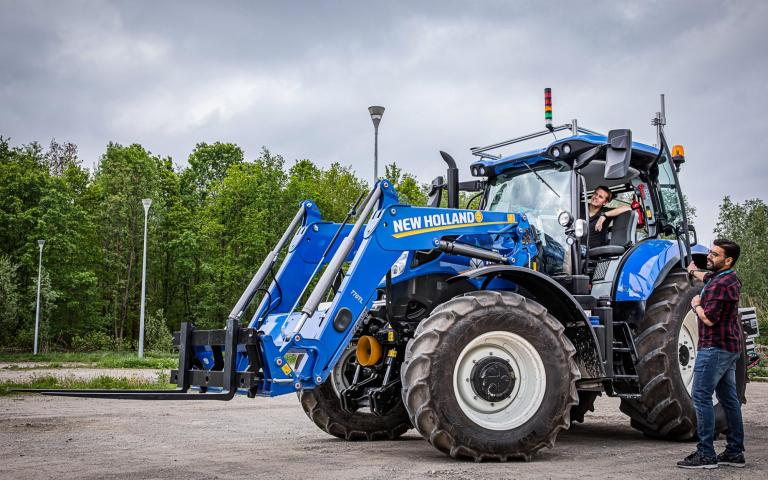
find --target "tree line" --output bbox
[0,135,765,351]
[0,137,424,351]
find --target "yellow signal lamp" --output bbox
[671,144,686,171]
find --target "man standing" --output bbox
[677,239,745,469]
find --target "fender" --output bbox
[450,264,605,378]
[612,239,684,301]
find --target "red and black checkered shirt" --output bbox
[698,269,742,352]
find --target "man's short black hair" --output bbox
[713,238,741,267]
[594,185,613,202]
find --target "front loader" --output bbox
[26,92,759,461]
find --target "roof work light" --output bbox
[544,88,553,131]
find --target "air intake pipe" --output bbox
[439,151,459,209]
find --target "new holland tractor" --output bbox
[31,92,759,461]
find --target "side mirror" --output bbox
[427,176,444,208]
[604,129,632,180]
[686,224,697,246]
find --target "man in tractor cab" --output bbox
[587,185,631,247]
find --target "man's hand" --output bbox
[595,215,606,232]
[690,294,701,309]
[687,261,697,274]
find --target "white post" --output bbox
[33,239,45,355]
[138,198,152,358]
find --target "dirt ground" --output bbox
[1,383,766,480]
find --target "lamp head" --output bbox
[142,198,152,211]
[368,106,385,128]
[37,239,45,247]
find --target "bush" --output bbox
[145,309,173,353]
[71,330,114,352]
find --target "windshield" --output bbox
[486,161,572,275]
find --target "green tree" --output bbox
[193,148,287,327]
[187,142,244,200]
[714,196,768,335]
[384,162,427,206]
[0,256,21,347]
[285,160,368,221]
[88,143,163,344]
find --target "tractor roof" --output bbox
[470,134,660,177]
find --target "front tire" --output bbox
[401,291,579,461]
[299,344,412,440]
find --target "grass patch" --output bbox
[0,351,177,369]
[0,374,175,396]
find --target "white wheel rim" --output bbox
[453,331,547,430]
[678,310,718,405]
[678,310,697,395]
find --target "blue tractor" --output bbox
[33,93,758,461]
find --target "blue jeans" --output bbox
[692,347,744,458]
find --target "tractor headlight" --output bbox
[390,251,409,278]
[575,219,587,238]
[551,147,561,158]
[558,211,572,227]
[479,167,486,175]
[562,143,572,155]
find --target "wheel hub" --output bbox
[470,356,516,402]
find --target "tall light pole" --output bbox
[33,239,45,355]
[368,106,385,185]
[138,198,152,358]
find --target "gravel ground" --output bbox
[1,382,766,480]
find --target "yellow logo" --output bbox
[475,211,484,222]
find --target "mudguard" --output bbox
[451,265,605,378]
[613,239,684,301]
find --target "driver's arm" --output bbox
[603,205,632,218]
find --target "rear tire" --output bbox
[299,344,412,440]
[401,291,579,461]
[619,270,744,439]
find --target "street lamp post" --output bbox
[368,106,385,185]
[33,239,45,355]
[138,198,152,358]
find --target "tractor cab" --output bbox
[457,115,693,297]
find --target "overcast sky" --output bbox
[1,0,766,244]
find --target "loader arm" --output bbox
[258,180,535,395]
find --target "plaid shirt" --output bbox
[698,269,742,352]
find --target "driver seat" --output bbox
[588,211,637,258]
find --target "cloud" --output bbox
[0,0,766,242]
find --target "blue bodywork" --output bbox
[614,239,682,301]
[196,182,539,397]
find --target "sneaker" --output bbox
[677,451,718,469]
[717,451,746,468]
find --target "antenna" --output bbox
[652,93,667,146]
